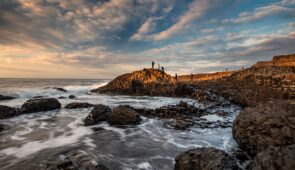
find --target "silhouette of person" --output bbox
[175,74,177,80]
[161,66,164,72]
[152,61,155,69]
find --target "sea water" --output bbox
[0,78,240,170]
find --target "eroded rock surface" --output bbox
[21,98,61,113]
[84,104,112,126]
[233,100,295,157]
[108,106,141,125]
[65,102,94,109]
[0,105,20,119]
[174,147,239,170]
[249,145,295,170]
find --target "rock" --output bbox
[58,96,66,99]
[53,87,67,92]
[44,150,109,170]
[0,124,4,131]
[69,95,77,99]
[233,100,295,157]
[249,145,295,170]
[108,106,141,125]
[32,96,44,99]
[65,102,94,109]
[0,105,19,119]
[84,104,112,126]
[174,147,239,170]
[21,98,61,113]
[0,94,15,101]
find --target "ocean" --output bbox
[0,78,240,169]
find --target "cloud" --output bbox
[151,0,211,41]
[224,5,295,23]
[130,16,162,41]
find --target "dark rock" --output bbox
[45,150,109,170]
[53,87,67,92]
[174,147,239,170]
[84,104,112,126]
[65,102,94,109]
[249,145,295,170]
[0,124,4,131]
[108,106,141,125]
[233,100,295,157]
[58,96,66,99]
[69,95,77,99]
[21,98,61,113]
[0,105,19,119]
[0,94,15,101]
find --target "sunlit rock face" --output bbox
[91,68,177,96]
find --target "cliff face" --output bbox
[92,54,295,106]
[91,68,176,96]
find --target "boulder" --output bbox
[84,104,112,126]
[233,100,295,157]
[0,94,15,101]
[0,105,19,119]
[174,147,239,170]
[21,98,61,113]
[249,145,295,170]
[53,87,67,92]
[69,95,77,99]
[65,102,94,109]
[108,106,141,125]
[0,124,4,131]
[44,150,109,170]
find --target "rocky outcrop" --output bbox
[21,98,61,113]
[0,94,15,101]
[91,68,176,96]
[0,105,20,119]
[0,124,4,131]
[174,147,239,170]
[84,104,112,126]
[65,102,94,109]
[108,106,141,125]
[233,100,295,157]
[249,145,295,170]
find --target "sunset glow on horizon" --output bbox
[0,0,295,79]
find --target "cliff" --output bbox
[178,71,234,82]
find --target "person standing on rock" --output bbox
[161,66,164,72]
[175,74,178,81]
[152,61,155,69]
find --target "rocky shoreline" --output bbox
[0,54,294,169]
[90,54,295,169]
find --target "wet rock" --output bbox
[174,147,239,170]
[65,102,94,109]
[53,87,67,92]
[44,150,109,170]
[108,106,141,125]
[0,105,20,119]
[58,96,66,99]
[249,145,295,170]
[233,100,295,157]
[0,94,15,101]
[21,98,61,113]
[84,104,112,126]
[68,95,77,99]
[0,124,4,131]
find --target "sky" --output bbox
[0,0,295,79]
